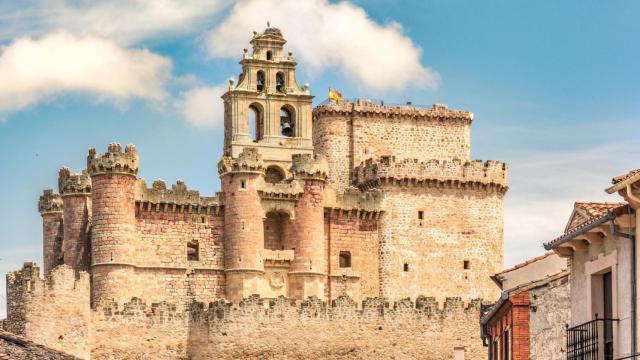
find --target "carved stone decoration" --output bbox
[270,272,285,288]
[87,143,139,176]
[58,167,91,195]
[38,189,63,213]
[135,178,218,207]
[218,147,265,175]
[290,154,329,181]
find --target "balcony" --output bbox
[567,317,619,360]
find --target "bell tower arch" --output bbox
[222,25,314,175]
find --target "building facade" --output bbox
[546,175,640,359]
[3,27,509,359]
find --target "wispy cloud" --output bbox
[0,0,232,46]
[176,83,227,128]
[206,0,440,92]
[0,32,172,117]
[503,140,640,266]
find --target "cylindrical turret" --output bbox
[87,143,139,304]
[38,189,64,276]
[58,167,92,273]
[218,148,265,302]
[289,154,328,300]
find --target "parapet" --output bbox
[259,181,304,200]
[135,179,222,213]
[87,143,139,176]
[324,187,382,219]
[290,154,329,181]
[58,167,91,196]
[38,189,63,214]
[218,147,264,175]
[354,156,509,194]
[313,98,473,124]
[8,263,89,297]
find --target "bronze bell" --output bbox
[281,123,293,137]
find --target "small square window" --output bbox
[418,210,424,220]
[187,241,199,261]
[464,260,470,270]
[339,251,351,268]
[403,263,409,272]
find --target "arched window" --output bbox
[265,166,285,184]
[279,106,294,137]
[266,50,273,60]
[276,72,285,93]
[248,105,262,141]
[256,70,265,92]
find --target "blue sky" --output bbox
[0,0,639,316]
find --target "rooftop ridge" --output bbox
[313,99,473,122]
[354,156,508,193]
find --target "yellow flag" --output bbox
[329,87,343,101]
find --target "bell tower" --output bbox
[222,25,314,174]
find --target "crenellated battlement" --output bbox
[135,179,222,212]
[218,147,264,175]
[313,98,473,123]
[58,167,91,196]
[259,180,304,200]
[7,263,89,299]
[324,187,382,218]
[354,156,508,193]
[87,143,139,176]
[290,153,329,181]
[38,189,63,214]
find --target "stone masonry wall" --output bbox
[378,186,504,303]
[188,295,485,360]
[529,275,570,360]
[5,263,90,359]
[325,213,379,303]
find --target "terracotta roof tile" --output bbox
[573,202,626,225]
[494,252,555,276]
[613,169,640,185]
[545,203,629,249]
[0,329,78,359]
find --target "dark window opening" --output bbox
[280,107,294,137]
[256,70,265,91]
[276,72,285,92]
[339,251,352,268]
[403,263,409,272]
[503,329,510,360]
[266,50,272,60]
[464,260,470,270]
[265,166,285,184]
[187,241,199,261]
[418,210,424,220]
[240,180,246,189]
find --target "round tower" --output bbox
[38,189,64,276]
[87,143,139,304]
[289,154,329,300]
[218,147,265,302]
[58,167,92,273]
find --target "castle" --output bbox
[3,27,508,359]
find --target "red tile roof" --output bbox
[545,202,628,249]
[494,252,555,277]
[607,168,640,194]
[0,329,78,359]
[613,169,640,185]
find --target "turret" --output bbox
[87,143,139,304]
[289,154,329,299]
[58,167,92,273]
[218,147,265,302]
[38,190,63,276]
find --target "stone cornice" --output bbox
[313,99,473,123]
[58,167,91,196]
[354,156,508,194]
[87,143,139,176]
[38,189,63,214]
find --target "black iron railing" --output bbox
[567,318,619,360]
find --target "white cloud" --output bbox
[206,0,439,92]
[0,0,231,45]
[503,140,640,267]
[177,84,227,128]
[0,32,172,115]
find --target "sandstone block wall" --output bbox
[530,276,570,359]
[188,295,485,360]
[5,263,90,359]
